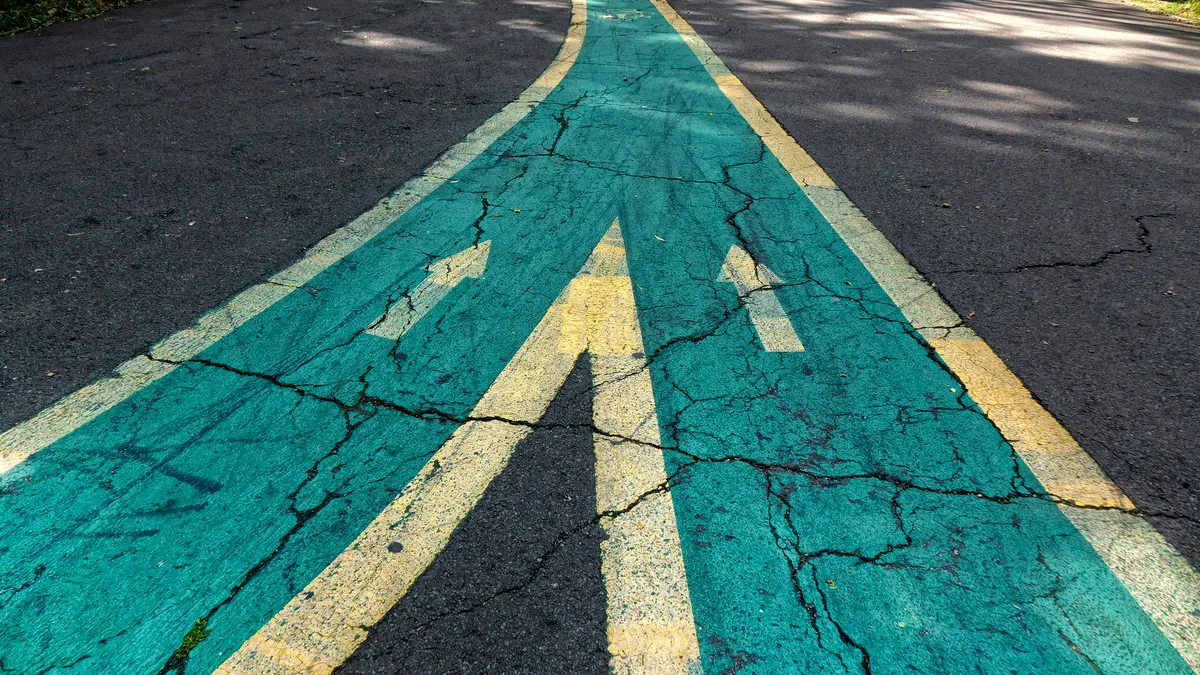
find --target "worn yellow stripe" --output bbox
[586,222,703,675]
[214,296,579,674]
[219,218,702,674]
[648,0,1199,668]
[0,0,589,477]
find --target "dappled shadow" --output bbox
[0,0,572,430]
[673,0,1200,564]
[337,30,450,51]
[682,0,1199,184]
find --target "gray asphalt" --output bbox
[337,356,607,674]
[0,0,572,427]
[1,0,1198,664]
[672,0,1200,564]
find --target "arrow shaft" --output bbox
[365,276,452,340]
[722,248,805,352]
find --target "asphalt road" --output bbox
[0,0,1197,670]
[670,0,1200,564]
[0,0,572,427]
[338,356,607,675]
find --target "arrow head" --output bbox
[718,245,783,288]
[427,240,491,285]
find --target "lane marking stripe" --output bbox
[215,295,578,674]
[648,0,1199,667]
[0,0,588,476]
[217,219,700,674]
[583,223,703,674]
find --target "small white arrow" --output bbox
[366,241,491,340]
[717,245,805,352]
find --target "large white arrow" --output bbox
[717,245,805,352]
[366,241,491,340]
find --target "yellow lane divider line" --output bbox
[648,0,1199,667]
[568,223,703,674]
[0,0,589,476]
[216,220,700,674]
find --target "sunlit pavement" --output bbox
[1,0,1197,672]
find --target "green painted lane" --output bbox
[0,0,1192,673]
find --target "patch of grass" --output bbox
[0,0,148,36]
[1124,0,1200,26]
[162,617,211,671]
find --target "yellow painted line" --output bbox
[0,0,588,477]
[649,0,1199,667]
[365,241,491,340]
[716,245,805,352]
[580,222,703,675]
[215,291,579,674]
[218,219,700,674]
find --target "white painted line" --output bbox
[717,245,805,352]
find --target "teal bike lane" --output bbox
[0,0,1193,673]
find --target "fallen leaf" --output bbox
[1127,117,1139,123]
[940,202,951,208]
[141,66,151,72]
[307,5,318,9]
[66,232,84,236]
[654,234,666,241]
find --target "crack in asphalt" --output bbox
[18,59,1175,672]
[350,471,674,651]
[930,213,1169,275]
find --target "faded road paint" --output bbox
[1,0,1197,674]
[717,245,805,352]
[365,241,491,340]
[216,221,699,674]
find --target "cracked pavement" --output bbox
[669,0,1200,566]
[1,0,1198,672]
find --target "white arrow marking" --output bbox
[717,245,805,352]
[366,241,491,340]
